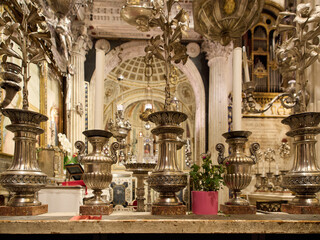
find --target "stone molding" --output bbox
[71,21,93,55]
[201,40,233,64]
[95,39,111,52]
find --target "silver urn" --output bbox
[76,130,119,205]
[147,111,188,207]
[0,109,48,206]
[216,131,260,205]
[281,112,320,206]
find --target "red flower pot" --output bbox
[192,191,218,215]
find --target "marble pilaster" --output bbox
[67,23,92,152]
[94,39,110,130]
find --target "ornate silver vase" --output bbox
[125,163,156,212]
[216,131,260,205]
[0,109,48,206]
[281,112,320,206]
[76,130,119,205]
[147,111,188,207]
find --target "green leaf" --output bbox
[189,152,226,191]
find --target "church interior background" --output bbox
[1,0,320,238]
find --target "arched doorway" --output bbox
[90,40,205,165]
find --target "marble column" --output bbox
[67,24,92,152]
[202,40,233,159]
[94,39,110,130]
[202,40,233,208]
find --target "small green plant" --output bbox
[189,151,225,191]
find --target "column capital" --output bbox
[201,40,233,63]
[71,21,93,55]
[95,39,111,53]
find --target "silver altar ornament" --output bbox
[0,1,51,209]
[281,113,320,206]
[121,0,190,214]
[75,130,120,205]
[216,131,260,205]
[193,0,265,46]
[0,109,48,206]
[107,107,131,164]
[148,111,188,207]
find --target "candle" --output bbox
[232,47,242,131]
[242,47,250,83]
[262,160,266,177]
[117,104,124,111]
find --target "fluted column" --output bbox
[202,40,233,159]
[202,41,232,209]
[94,39,110,130]
[68,24,92,152]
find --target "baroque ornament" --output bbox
[75,130,120,207]
[216,131,260,206]
[193,0,265,46]
[272,4,320,207]
[243,3,320,208]
[121,0,190,215]
[0,0,51,208]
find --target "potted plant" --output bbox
[189,151,225,215]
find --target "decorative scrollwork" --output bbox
[0,0,51,110]
[242,81,298,114]
[215,143,225,165]
[249,142,260,164]
[75,140,85,162]
[110,142,121,164]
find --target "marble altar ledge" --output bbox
[220,204,256,214]
[0,204,48,216]
[281,204,320,214]
[80,204,113,215]
[1,213,320,234]
[151,205,186,215]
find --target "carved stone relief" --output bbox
[104,80,120,104]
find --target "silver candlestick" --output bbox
[281,112,320,206]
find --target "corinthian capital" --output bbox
[71,21,93,55]
[201,40,233,61]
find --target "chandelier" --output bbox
[193,0,265,46]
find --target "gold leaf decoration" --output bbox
[224,0,236,15]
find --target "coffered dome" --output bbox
[107,56,187,84]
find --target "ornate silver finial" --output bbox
[215,143,225,165]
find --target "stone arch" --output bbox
[91,40,206,160]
